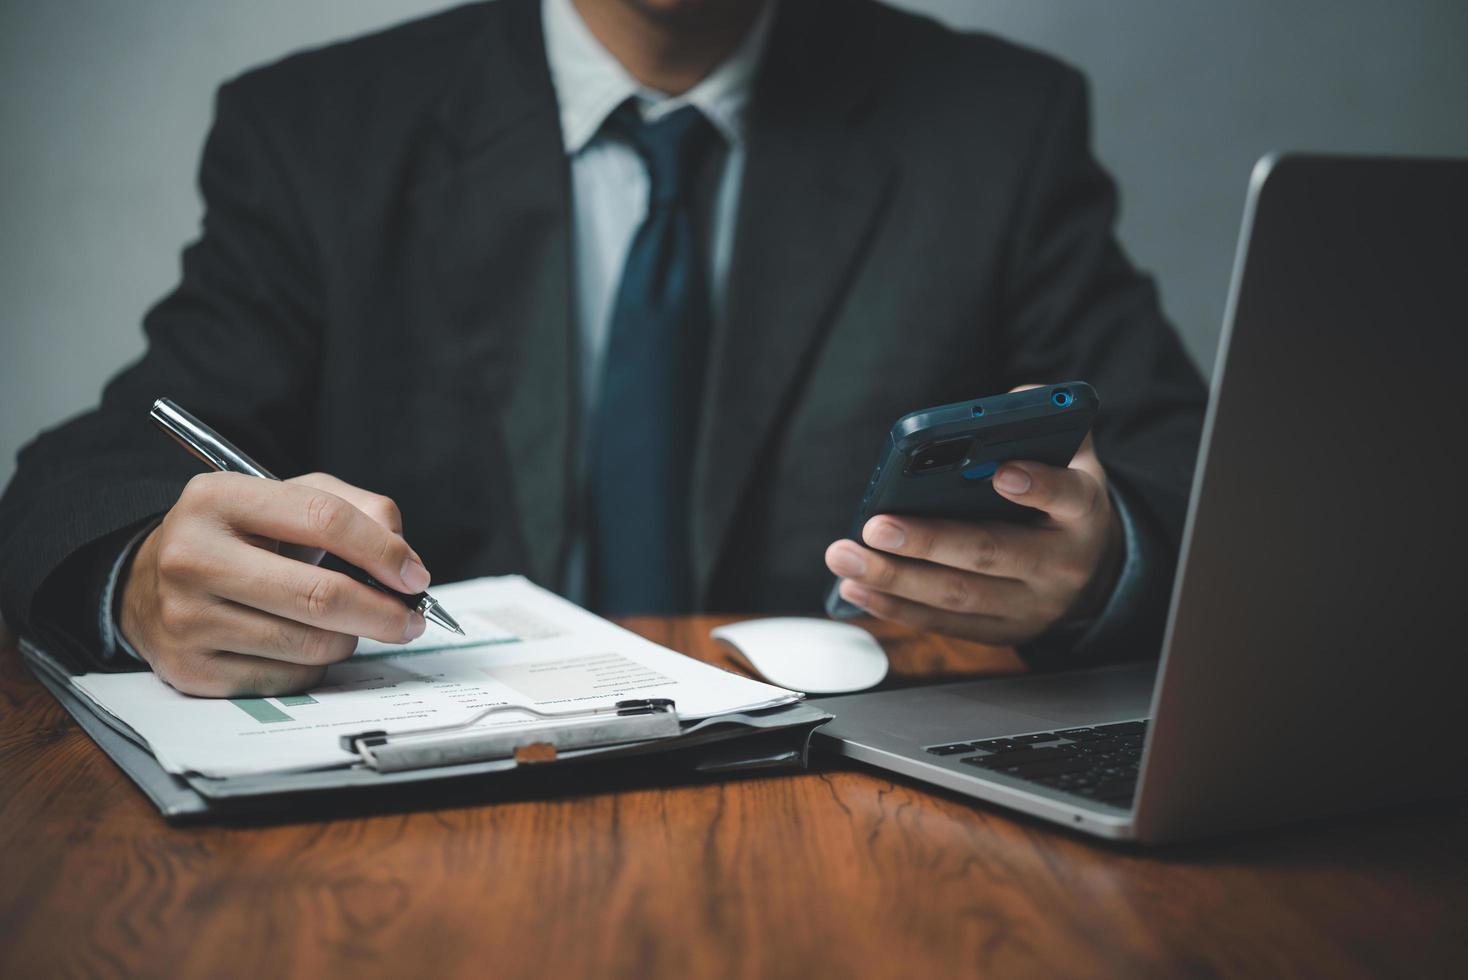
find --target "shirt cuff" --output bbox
[1067,483,1151,653]
[98,519,161,662]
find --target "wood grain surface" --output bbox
[2,620,1466,980]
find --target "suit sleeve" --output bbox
[0,79,324,665]
[998,67,1208,667]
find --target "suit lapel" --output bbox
[692,2,896,600]
[405,0,895,600]
[408,0,577,589]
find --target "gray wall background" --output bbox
[3,0,1467,489]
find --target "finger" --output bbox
[997,389,1108,503]
[825,540,1029,616]
[1067,431,1106,484]
[199,538,427,644]
[992,454,1106,525]
[154,648,326,699]
[203,473,429,592]
[859,515,1046,580]
[186,597,360,666]
[287,472,403,535]
[837,580,1025,646]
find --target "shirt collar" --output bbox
[541,0,776,154]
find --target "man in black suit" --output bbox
[0,0,1205,696]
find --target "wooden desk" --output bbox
[2,621,1465,978]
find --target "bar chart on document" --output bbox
[225,586,564,726]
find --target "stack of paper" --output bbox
[70,576,798,778]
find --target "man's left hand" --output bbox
[824,433,1125,646]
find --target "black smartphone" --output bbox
[826,382,1099,619]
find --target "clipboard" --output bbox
[342,698,684,772]
[21,637,833,822]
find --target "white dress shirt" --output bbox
[542,0,776,600]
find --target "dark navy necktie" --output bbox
[589,104,720,614]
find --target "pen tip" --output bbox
[426,603,466,636]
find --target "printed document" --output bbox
[70,576,798,778]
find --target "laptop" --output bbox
[811,154,1468,843]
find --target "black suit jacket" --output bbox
[0,0,1206,668]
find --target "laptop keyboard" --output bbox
[924,720,1148,808]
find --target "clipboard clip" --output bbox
[341,698,680,773]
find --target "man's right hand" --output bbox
[119,471,432,697]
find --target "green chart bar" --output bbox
[276,694,318,706]
[229,698,293,724]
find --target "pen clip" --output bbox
[150,397,279,480]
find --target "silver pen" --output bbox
[150,397,465,636]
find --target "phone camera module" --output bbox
[908,438,971,475]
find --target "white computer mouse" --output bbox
[710,617,889,694]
